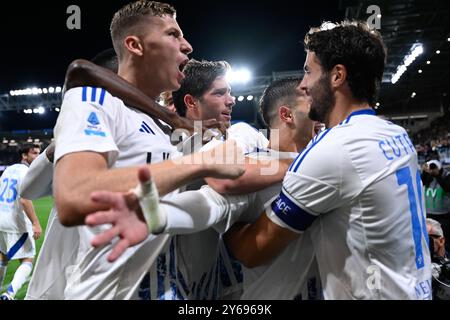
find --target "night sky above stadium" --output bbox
[1,0,345,93]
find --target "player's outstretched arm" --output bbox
[55,140,246,226]
[205,157,292,195]
[64,59,227,135]
[224,214,298,268]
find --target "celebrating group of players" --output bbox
[0,0,432,300]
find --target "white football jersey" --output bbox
[233,149,321,300]
[199,122,269,154]
[268,109,432,299]
[136,124,268,300]
[0,163,30,233]
[53,87,180,299]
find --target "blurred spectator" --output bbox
[427,218,450,300]
[422,159,450,251]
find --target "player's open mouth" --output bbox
[179,59,189,72]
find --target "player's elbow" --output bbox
[65,59,91,89]
[205,178,239,195]
[55,191,83,226]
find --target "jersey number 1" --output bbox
[396,166,428,269]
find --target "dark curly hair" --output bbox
[304,21,387,106]
[173,59,231,117]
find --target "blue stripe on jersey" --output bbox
[138,272,151,300]
[99,89,106,106]
[271,190,317,232]
[169,239,180,299]
[290,128,332,173]
[416,169,429,248]
[157,254,167,300]
[91,87,97,102]
[82,87,87,102]
[6,233,28,260]
[289,109,375,173]
[142,121,155,135]
[344,108,376,124]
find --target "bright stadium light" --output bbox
[226,68,251,84]
[43,88,48,94]
[411,92,416,98]
[436,50,440,54]
[49,87,55,93]
[247,95,254,101]
[391,43,424,84]
[55,107,60,112]
[426,60,431,64]
[418,69,422,74]
[37,106,45,114]
[237,96,245,102]
[55,86,62,93]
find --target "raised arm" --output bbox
[64,59,227,135]
[55,140,245,226]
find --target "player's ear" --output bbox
[330,64,347,88]
[279,106,294,124]
[183,94,199,115]
[124,35,144,57]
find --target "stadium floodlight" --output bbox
[448,37,450,42]
[226,68,251,84]
[247,95,254,101]
[426,60,431,64]
[43,88,48,94]
[418,69,422,74]
[55,86,62,93]
[37,106,45,114]
[49,87,55,93]
[411,92,416,98]
[436,50,440,54]
[391,43,423,84]
[55,107,60,112]
[33,108,39,113]
[9,91,15,96]
[237,96,245,102]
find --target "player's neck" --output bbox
[21,160,30,167]
[118,65,160,101]
[327,93,371,128]
[267,126,297,153]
